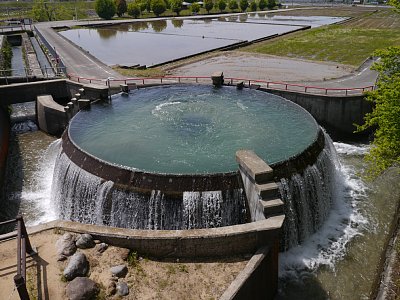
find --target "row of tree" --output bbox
[95,0,276,20]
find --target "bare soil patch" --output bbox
[166,51,353,82]
[0,230,248,300]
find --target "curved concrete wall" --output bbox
[259,88,372,135]
[36,95,67,136]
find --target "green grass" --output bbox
[245,10,400,66]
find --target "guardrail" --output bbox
[67,73,375,96]
[0,215,35,300]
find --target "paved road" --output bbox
[35,21,121,79]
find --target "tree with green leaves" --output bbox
[239,0,249,11]
[151,0,166,16]
[266,0,275,9]
[357,47,400,178]
[228,0,238,11]
[191,2,201,13]
[216,0,227,11]
[249,1,257,11]
[115,0,127,16]
[95,0,116,19]
[258,0,266,10]
[127,2,141,17]
[204,0,214,13]
[171,0,183,15]
[388,0,400,10]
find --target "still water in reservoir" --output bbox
[60,19,302,67]
[59,15,344,67]
[2,104,399,298]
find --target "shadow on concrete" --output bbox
[0,131,23,233]
[277,272,330,300]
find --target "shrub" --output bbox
[95,0,116,19]
[216,0,226,11]
[127,2,141,17]
[151,0,166,16]
[191,2,201,13]
[115,0,127,16]
[204,0,214,12]
[239,0,249,11]
[228,0,238,11]
[171,0,183,15]
[258,0,266,10]
[249,1,257,10]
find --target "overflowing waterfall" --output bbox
[279,133,339,250]
[50,130,341,247]
[51,152,247,230]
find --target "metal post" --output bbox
[16,219,22,276]
[14,274,30,300]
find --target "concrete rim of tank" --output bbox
[62,86,325,193]
[62,127,324,193]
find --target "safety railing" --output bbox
[0,215,35,300]
[67,73,375,96]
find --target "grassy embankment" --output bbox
[244,8,400,67]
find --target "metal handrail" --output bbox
[0,215,35,300]
[66,73,375,96]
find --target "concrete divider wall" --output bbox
[220,245,279,300]
[28,218,284,258]
[0,79,109,106]
[260,88,372,135]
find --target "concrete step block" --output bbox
[256,182,279,200]
[236,150,274,184]
[260,198,284,217]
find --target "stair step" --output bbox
[260,198,284,217]
[256,182,279,200]
[236,150,273,184]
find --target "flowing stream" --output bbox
[1,106,400,298]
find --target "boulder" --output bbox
[66,277,98,300]
[56,233,76,260]
[96,243,108,254]
[63,252,89,281]
[110,265,128,278]
[75,234,95,249]
[116,281,129,296]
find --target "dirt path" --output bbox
[166,51,355,82]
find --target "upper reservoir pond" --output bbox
[59,16,344,68]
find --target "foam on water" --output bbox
[279,143,369,277]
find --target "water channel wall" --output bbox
[259,87,372,135]
[0,106,9,194]
[0,79,108,105]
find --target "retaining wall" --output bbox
[28,218,284,258]
[220,245,279,300]
[0,106,9,195]
[0,79,108,105]
[261,88,372,135]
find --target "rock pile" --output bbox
[56,232,130,299]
